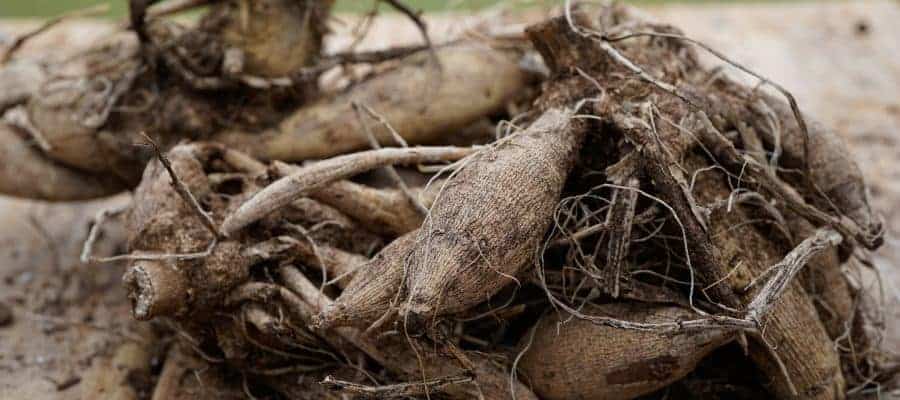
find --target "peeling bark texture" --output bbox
[603,178,639,297]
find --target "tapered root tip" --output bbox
[123,261,188,320]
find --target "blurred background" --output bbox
[3,0,728,17]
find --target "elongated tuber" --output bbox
[213,43,533,161]
[402,107,585,322]
[518,303,733,400]
[0,123,124,200]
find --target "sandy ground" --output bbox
[0,1,898,398]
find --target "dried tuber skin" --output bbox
[517,303,733,400]
[790,217,856,342]
[709,76,882,249]
[0,123,125,200]
[25,34,144,177]
[280,266,538,400]
[401,107,585,323]
[313,231,417,330]
[213,43,533,161]
[2,1,333,200]
[687,154,846,400]
[524,6,854,397]
[788,216,876,386]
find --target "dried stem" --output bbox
[603,178,639,298]
[745,228,843,324]
[351,101,428,216]
[222,145,475,235]
[321,374,473,398]
[614,113,742,310]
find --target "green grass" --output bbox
[0,0,719,18]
